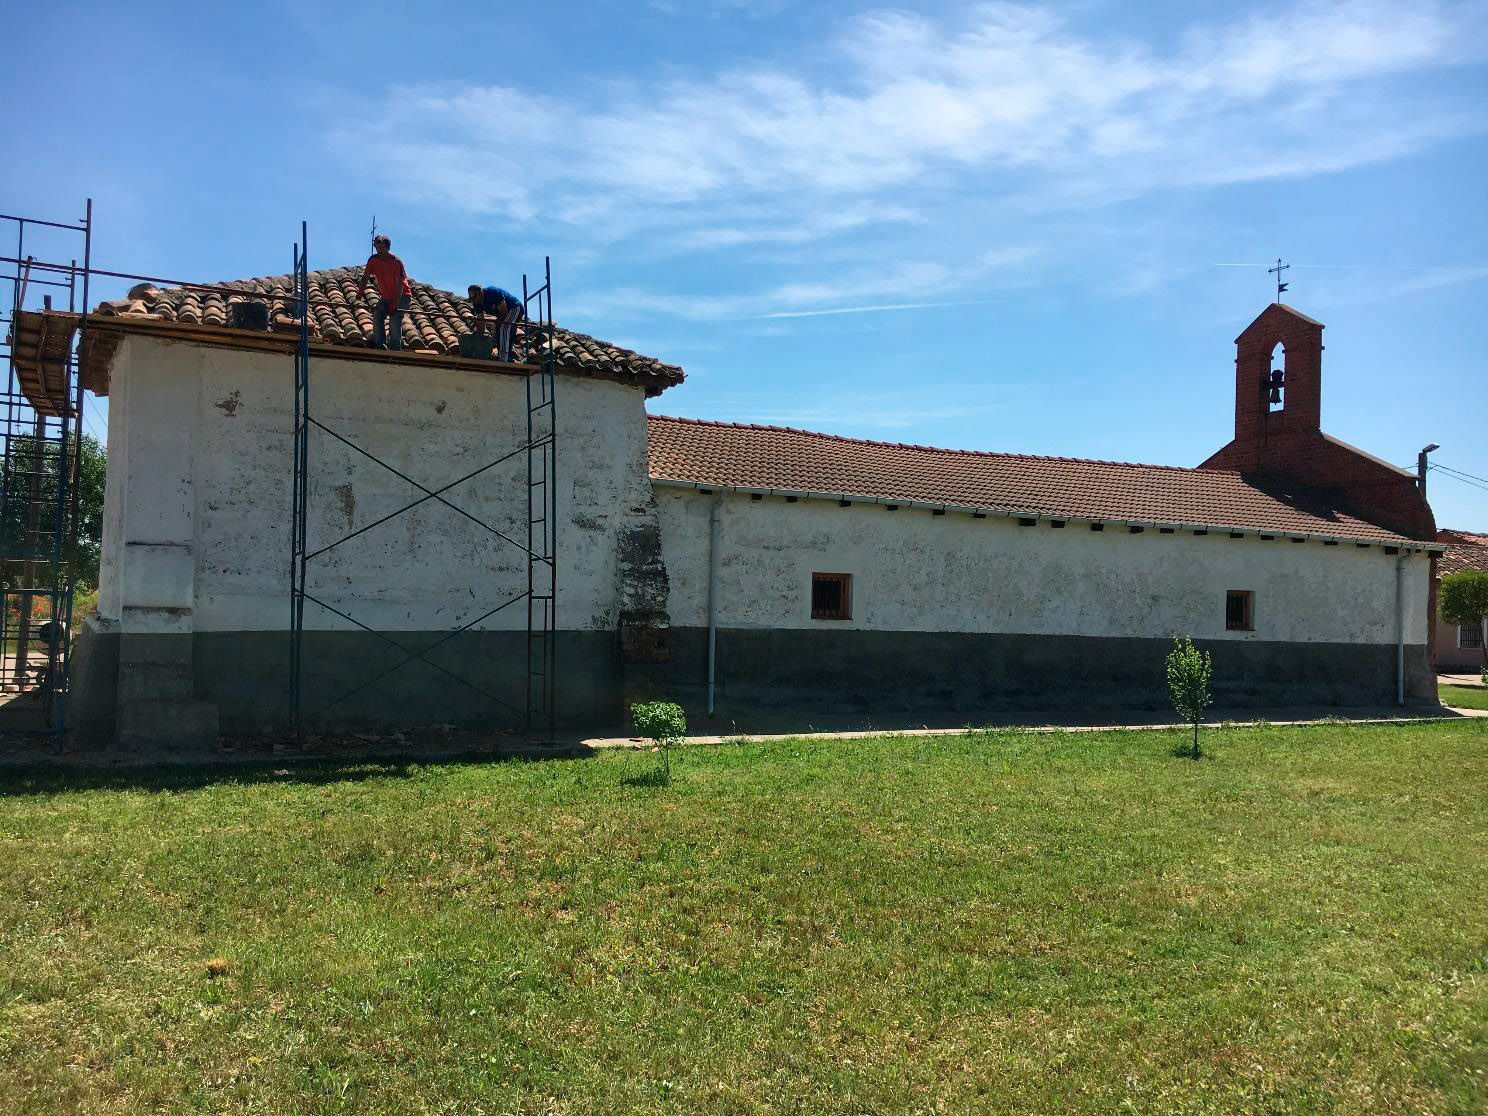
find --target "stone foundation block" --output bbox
[119,700,220,752]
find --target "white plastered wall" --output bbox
[97,334,654,633]
[655,487,1432,645]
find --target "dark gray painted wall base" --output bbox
[196,630,622,733]
[648,628,1436,719]
[71,628,623,740]
[69,624,1436,743]
[68,616,120,745]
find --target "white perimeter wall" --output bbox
[96,333,1432,649]
[99,334,653,633]
[655,486,1432,645]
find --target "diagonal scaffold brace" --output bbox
[286,234,558,748]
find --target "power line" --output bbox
[1433,461,1488,487]
[1436,477,1488,494]
[84,395,108,438]
[1213,262,1488,271]
[1431,463,1488,494]
[70,396,105,442]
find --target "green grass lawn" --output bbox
[1441,683,1488,710]
[3,722,1487,1115]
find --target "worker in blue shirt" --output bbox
[467,284,525,362]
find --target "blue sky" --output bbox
[5,0,1487,525]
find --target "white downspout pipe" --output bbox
[706,497,721,716]
[1395,553,1408,706]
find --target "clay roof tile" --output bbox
[1439,542,1488,576]
[94,266,684,394]
[646,414,1428,545]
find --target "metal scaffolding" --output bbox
[0,204,560,744]
[524,264,558,741]
[0,201,91,734]
[287,237,559,745]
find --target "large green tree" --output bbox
[1440,570,1488,670]
[0,431,106,592]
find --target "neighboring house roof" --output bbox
[1438,529,1488,576]
[1439,528,1488,548]
[87,266,684,392]
[647,414,1434,546]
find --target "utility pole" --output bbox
[1418,443,1439,497]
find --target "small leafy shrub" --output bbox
[71,586,100,629]
[1166,636,1213,760]
[631,700,687,783]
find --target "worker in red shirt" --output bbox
[357,235,412,351]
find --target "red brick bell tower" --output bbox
[1200,303,1435,540]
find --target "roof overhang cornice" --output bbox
[649,477,1444,552]
[24,310,670,399]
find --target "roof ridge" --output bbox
[646,413,1224,475]
[1320,432,1416,479]
[96,265,685,388]
[190,265,428,291]
[205,269,654,360]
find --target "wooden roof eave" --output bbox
[9,309,79,417]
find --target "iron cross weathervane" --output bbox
[1269,257,1290,302]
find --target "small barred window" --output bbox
[811,573,852,621]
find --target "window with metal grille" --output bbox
[1461,624,1484,650]
[811,573,852,621]
[1225,590,1254,632]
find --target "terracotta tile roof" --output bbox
[1440,541,1488,577]
[1439,528,1488,547]
[647,415,1431,545]
[91,266,684,393]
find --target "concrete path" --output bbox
[581,704,1482,750]
[5,703,1477,771]
[1439,672,1486,688]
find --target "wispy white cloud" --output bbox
[606,337,726,356]
[1384,265,1488,297]
[564,254,1032,321]
[646,0,789,18]
[691,406,976,431]
[331,1,1481,318]
[746,300,1000,320]
[672,204,924,250]
[667,382,1041,432]
[1210,261,1488,304]
[336,1,1478,230]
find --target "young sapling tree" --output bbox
[631,700,687,783]
[1166,636,1214,760]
